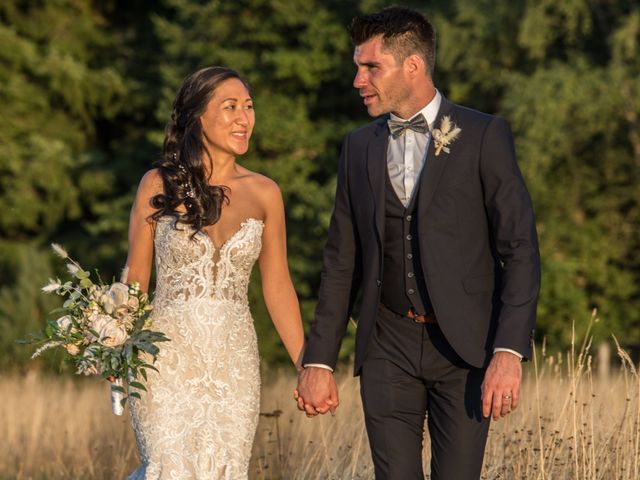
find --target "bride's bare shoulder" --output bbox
[130,169,166,219]
[243,170,282,201]
[136,168,165,199]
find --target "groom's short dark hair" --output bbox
[348,6,436,75]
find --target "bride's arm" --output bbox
[258,179,305,371]
[124,169,162,293]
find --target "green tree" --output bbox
[1,1,638,372]
[499,1,640,345]
[0,0,128,368]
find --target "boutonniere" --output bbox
[431,116,461,156]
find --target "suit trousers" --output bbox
[360,304,490,479]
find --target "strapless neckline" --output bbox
[200,218,264,252]
[158,216,264,252]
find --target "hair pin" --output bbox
[177,163,195,199]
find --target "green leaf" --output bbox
[76,270,90,279]
[124,344,133,363]
[141,363,159,373]
[134,315,145,330]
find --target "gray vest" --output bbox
[380,168,433,316]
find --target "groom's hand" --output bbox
[481,351,522,420]
[295,367,339,417]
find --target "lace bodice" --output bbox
[153,216,264,311]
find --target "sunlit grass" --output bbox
[3,327,639,479]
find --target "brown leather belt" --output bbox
[406,309,437,324]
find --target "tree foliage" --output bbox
[1,0,638,371]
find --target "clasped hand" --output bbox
[294,367,339,417]
[294,352,521,420]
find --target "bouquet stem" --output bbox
[111,378,125,416]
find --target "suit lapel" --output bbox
[418,97,456,218]
[366,118,389,245]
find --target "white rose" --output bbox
[86,314,112,342]
[108,282,130,308]
[56,315,72,331]
[90,313,112,332]
[99,322,128,348]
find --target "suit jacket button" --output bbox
[376,280,381,287]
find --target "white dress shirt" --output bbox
[387,90,441,205]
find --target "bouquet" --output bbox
[24,244,169,415]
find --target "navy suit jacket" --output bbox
[303,96,541,375]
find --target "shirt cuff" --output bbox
[303,363,334,372]
[493,348,523,359]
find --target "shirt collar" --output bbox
[389,89,442,127]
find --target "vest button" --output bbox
[407,253,413,259]
[406,234,412,240]
[406,215,412,221]
[376,279,381,287]
[408,272,414,278]
[408,289,415,295]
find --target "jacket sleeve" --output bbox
[302,134,362,369]
[479,116,541,360]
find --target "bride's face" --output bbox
[200,78,255,159]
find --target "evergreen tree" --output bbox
[1,0,638,370]
[0,0,128,368]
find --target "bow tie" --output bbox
[387,114,429,139]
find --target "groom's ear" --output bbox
[404,53,425,77]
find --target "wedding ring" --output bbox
[503,393,512,400]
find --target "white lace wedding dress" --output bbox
[128,215,264,480]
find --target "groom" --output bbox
[296,6,540,480]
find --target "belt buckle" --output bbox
[407,308,425,324]
[407,308,435,324]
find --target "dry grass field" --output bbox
[2,338,639,480]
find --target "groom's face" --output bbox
[353,35,411,118]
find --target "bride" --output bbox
[123,66,305,479]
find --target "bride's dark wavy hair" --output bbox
[150,66,251,232]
